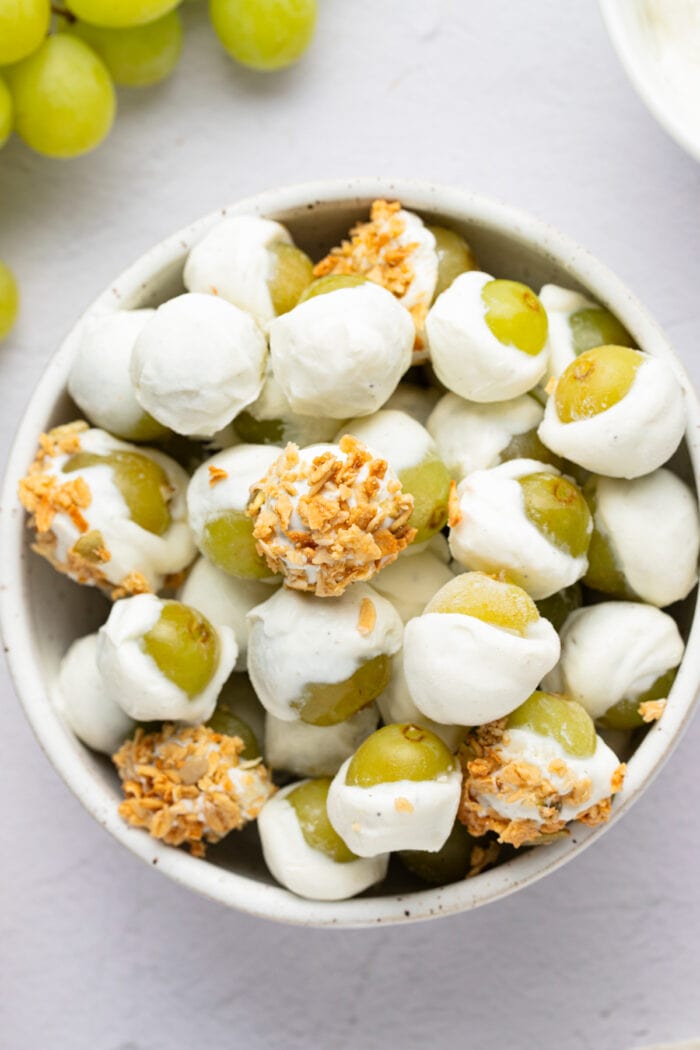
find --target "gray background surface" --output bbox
[1,3,699,1048]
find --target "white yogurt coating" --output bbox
[427,391,544,481]
[67,310,161,440]
[643,0,700,134]
[130,292,267,438]
[44,428,195,592]
[237,363,340,445]
[178,557,275,672]
[269,283,414,418]
[54,633,135,754]
[97,593,238,723]
[538,352,685,478]
[217,673,267,748]
[425,271,549,402]
[264,705,379,778]
[340,409,435,474]
[589,470,700,607]
[327,756,462,857]
[183,215,293,328]
[258,783,389,900]
[369,546,454,623]
[389,207,439,318]
[376,651,464,751]
[474,726,620,826]
[246,584,403,722]
[403,609,560,726]
[543,602,684,721]
[538,284,597,378]
[448,458,590,600]
[384,382,442,426]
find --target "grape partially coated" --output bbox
[295,655,391,727]
[425,572,540,636]
[298,274,367,302]
[268,242,314,315]
[67,0,180,28]
[569,307,633,357]
[0,0,50,66]
[209,0,317,71]
[599,668,677,730]
[346,723,455,787]
[63,450,171,535]
[555,345,642,423]
[400,455,451,545]
[399,821,474,885]
[142,602,220,698]
[68,10,183,87]
[582,479,631,597]
[482,280,548,356]
[288,778,356,863]
[535,582,582,631]
[0,75,13,148]
[428,225,478,299]
[201,510,272,579]
[507,691,596,758]
[518,472,591,558]
[499,426,561,469]
[0,261,19,341]
[207,705,260,758]
[9,35,115,158]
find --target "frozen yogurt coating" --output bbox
[264,705,379,778]
[369,545,454,623]
[233,362,340,446]
[54,633,135,754]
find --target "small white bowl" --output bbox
[2,178,699,927]
[600,0,700,164]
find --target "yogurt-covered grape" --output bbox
[142,601,221,699]
[555,345,642,423]
[519,472,591,559]
[482,279,549,356]
[210,0,317,71]
[298,274,367,301]
[507,691,596,758]
[287,778,356,863]
[425,571,540,635]
[64,450,171,535]
[267,242,314,314]
[428,225,478,298]
[346,723,455,786]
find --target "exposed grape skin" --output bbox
[0,0,50,66]
[400,455,451,545]
[298,274,367,302]
[268,242,314,315]
[68,10,183,87]
[425,572,539,636]
[518,472,591,558]
[209,0,317,71]
[207,707,260,758]
[67,0,180,29]
[555,345,642,423]
[482,280,548,356]
[63,450,171,535]
[507,691,596,758]
[428,225,478,299]
[0,261,19,341]
[399,821,475,885]
[295,654,391,727]
[9,35,115,158]
[598,668,677,730]
[346,723,455,787]
[569,307,634,357]
[142,602,221,698]
[535,583,582,632]
[200,510,273,580]
[0,75,13,148]
[288,778,357,863]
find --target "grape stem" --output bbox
[51,4,77,23]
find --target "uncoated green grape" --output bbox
[582,478,632,598]
[209,0,317,71]
[232,412,286,445]
[67,0,180,28]
[0,76,13,149]
[535,583,582,631]
[425,571,540,636]
[399,455,451,545]
[9,35,115,158]
[68,10,183,87]
[142,601,220,698]
[298,274,367,302]
[268,242,314,315]
[295,654,391,727]
[346,723,455,787]
[507,691,596,758]
[288,778,357,863]
[0,0,50,66]
[399,820,474,885]
[569,307,634,357]
[427,225,478,299]
[599,668,677,730]
[0,261,19,341]
[201,510,272,579]
[482,280,548,356]
[63,450,171,535]
[518,472,591,558]
[555,345,642,423]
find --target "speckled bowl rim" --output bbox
[2,177,699,928]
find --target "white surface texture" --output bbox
[1,3,700,1049]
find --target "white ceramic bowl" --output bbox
[2,178,699,927]
[600,0,700,164]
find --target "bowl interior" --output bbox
[4,180,700,926]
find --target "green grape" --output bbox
[67,0,180,28]
[233,411,285,445]
[124,411,170,443]
[399,821,474,885]
[482,279,548,356]
[63,450,171,535]
[298,274,367,302]
[599,668,677,730]
[535,583,582,631]
[569,307,634,357]
[555,345,642,424]
[582,478,632,597]
[507,691,596,758]
[399,455,451,545]
[0,0,50,66]
[209,0,317,71]
[71,528,107,562]
[68,10,183,87]
[143,601,220,698]
[0,75,13,148]
[499,426,562,469]
[518,472,591,558]
[207,704,260,758]
[9,35,115,158]
[0,261,19,341]
[288,778,357,863]
[295,654,391,727]
[201,510,271,579]
[428,225,478,299]
[425,571,539,636]
[346,723,455,787]
[268,242,313,315]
